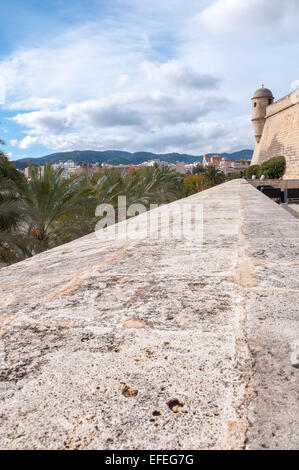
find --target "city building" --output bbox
[210,154,221,167]
[175,161,186,174]
[202,154,210,167]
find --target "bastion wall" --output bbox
[251,91,299,179]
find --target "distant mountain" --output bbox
[13,149,253,170]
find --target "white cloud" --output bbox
[11,113,253,156]
[0,17,229,156]
[0,23,150,107]
[140,60,220,90]
[9,87,231,153]
[117,74,130,87]
[197,0,299,34]
[10,67,227,135]
[18,136,40,150]
[6,97,61,111]
[3,0,296,158]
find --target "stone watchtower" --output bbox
[251,85,274,143]
[251,84,299,178]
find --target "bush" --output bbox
[192,164,205,175]
[259,156,286,179]
[183,174,211,195]
[245,156,286,180]
[225,171,243,181]
[244,164,261,179]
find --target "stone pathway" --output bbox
[0,180,298,449]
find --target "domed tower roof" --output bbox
[252,85,274,100]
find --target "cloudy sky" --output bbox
[0,0,298,160]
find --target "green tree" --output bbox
[244,164,261,179]
[260,156,286,179]
[0,144,33,263]
[244,156,286,180]
[225,171,243,181]
[204,165,225,186]
[0,149,24,232]
[192,164,205,175]
[0,161,94,263]
[183,174,209,195]
[94,165,185,220]
[0,159,187,265]
[20,164,95,249]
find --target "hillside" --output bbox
[12,149,253,169]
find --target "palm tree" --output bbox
[0,147,31,264]
[148,164,185,203]
[0,158,186,265]
[93,165,185,223]
[0,152,24,231]
[21,164,96,249]
[204,165,225,186]
[192,163,205,175]
[0,161,94,263]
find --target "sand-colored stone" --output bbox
[123,319,147,329]
[0,180,298,450]
[251,90,299,180]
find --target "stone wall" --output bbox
[251,92,299,180]
[0,180,298,450]
[249,179,299,189]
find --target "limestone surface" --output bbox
[251,91,299,179]
[0,180,298,450]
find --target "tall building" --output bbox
[210,154,221,167]
[202,154,210,167]
[175,161,186,174]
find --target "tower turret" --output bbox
[251,85,274,143]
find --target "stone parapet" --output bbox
[248,179,299,189]
[0,180,298,450]
[251,89,299,180]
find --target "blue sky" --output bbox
[0,0,298,161]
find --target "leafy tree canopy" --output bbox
[244,156,286,179]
